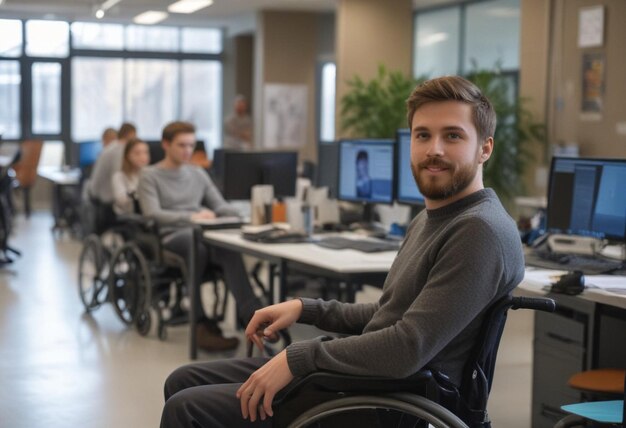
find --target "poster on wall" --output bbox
[581,52,605,116]
[262,83,307,149]
[578,6,604,48]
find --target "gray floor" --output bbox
[0,211,534,428]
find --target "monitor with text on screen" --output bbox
[338,139,394,204]
[547,156,626,242]
[395,128,425,206]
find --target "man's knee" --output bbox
[161,389,197,428]
[164,365,194,401]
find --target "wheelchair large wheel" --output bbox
[287,393,468,428]
[109,242,151,326]
[78,234,108,312]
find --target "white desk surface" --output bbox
[37,166,81,185]
[0,155,14,167]
[203,229,397,274]
[518,268,626,310]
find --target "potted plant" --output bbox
[340,64,546,206]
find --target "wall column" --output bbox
[335,0,413,138]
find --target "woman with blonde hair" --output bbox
[111,138,149,215]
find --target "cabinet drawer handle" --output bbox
[546,332,577,345]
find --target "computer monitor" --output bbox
[337,139,395,204]
[395,129,425,206]
[316,141,339,198]
[71,141,102,168]
[546,156,626,242]
[216,150,299,200]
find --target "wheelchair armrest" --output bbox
[275,370,437,404]
[273,370,452,427]
[115,214,158,233]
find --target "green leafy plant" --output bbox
[340,63,546,205]
[340,64,422,139]
[467,65,546,203]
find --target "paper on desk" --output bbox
[584,275,626,293]
[523,269,567,287]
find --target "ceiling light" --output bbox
[133,10,168,25]
[101,0,123,10]
[168,0,213,14]
[95,9,105,19]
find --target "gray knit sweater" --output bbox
[137,164,239,225]
[286,189,524,386]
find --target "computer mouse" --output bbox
[550,270,585,295]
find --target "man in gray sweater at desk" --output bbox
[160,76,525,427]
[138,121,264,352]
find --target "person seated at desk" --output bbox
[87,122,137,204]
[111,138,149,215]
[101,127,118,148]
[159,76,526,427]
[138,121,264,352]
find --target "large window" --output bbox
[181,61,222,153]
[414,8,461,78]
[414,0,520,78]
[71,22,124,50]
[126,59,179,140]
[464,0,520,71]
[181,28,222,54]
[26,20,69,57]
[126,25,179,52]
[0,20,223,146]
[0,20,22,57]
[32,62,62,135]
[72,58,124,141]
[319,62,336,142]
[0,61,21,139]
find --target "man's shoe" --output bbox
[195,323,239,352]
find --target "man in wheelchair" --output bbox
[138,121,265,352]
[160,76,526,427]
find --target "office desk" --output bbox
[37,166,81,233]
[203,230,395,302]
[190,229,396,359]
[518,269,626,427]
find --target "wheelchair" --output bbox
[271,295,557,428]
[77,199,228,340]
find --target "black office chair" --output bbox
[271,295,556,428]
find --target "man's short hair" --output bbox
[406,76,496,141]
[356,150,368,162]
[162,121,196,142]
[118,122,137,140]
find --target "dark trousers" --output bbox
[161,357,272,428]
[162,227,263,323]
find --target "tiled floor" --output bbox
[0,211,534,427]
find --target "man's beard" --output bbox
[411,156,479,201]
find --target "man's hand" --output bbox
[245,300,303,352]
[190,209,216,221]
[236,350,294,422]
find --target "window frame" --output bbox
[0,19,224,162]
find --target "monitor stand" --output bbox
[349,203,387,238]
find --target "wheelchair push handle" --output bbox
[511,296,556,313]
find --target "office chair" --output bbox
[12,139,43,217]
[271,295,556,428]
[555,372,625,427]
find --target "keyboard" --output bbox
[526,251,625,275]
[314,236,400,253]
